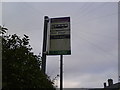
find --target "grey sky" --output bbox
[2,1,118,88]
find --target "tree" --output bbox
[0,25,8,34]
[1,26,55,89]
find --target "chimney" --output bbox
[108,79,113,86]
[104,82,106,88]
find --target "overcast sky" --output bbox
[1,0,119,88]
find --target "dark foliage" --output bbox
[1,26,55,89]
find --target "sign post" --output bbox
[47,17,71,90]
[42,16,71,89]
[60,55,63,90]
[42,16,49,74]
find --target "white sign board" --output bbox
[47,17,71,55]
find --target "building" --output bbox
[103,79,120,90]
[89,79,120,90]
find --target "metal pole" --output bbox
[60,55,63,90]
[42,16,49,74]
